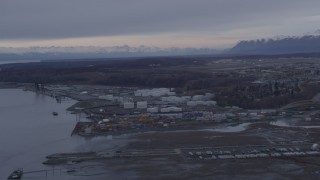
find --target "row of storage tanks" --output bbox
[100,89,216,113]
[123,101,147,109]
[123,102,217,114]
[134,88,176,97]
[122,96,217,108]
[161,93,216,106]
[123,101,181,113]
[161,93,214,102]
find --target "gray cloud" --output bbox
[1,0,320,41]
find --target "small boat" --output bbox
[52,112,58,116]
[66,169,76,173]
[7,169,23,179]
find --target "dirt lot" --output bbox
[57,122,320,179]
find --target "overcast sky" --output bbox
[1,0,320,48]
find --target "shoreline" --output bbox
[0,83,81,114]
[0,88,82,179]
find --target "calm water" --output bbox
[0,60,40,65]
[0,89,83,179]
[0,89,130,180]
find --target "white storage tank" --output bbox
[192,95,204,101]
[205,93,215,98]
[196,101,205,105]
[187,100,216,106]
[124,102,134,109]
[167,92,176,96]
[134,90,142,96]
[161,108,170,113]
[102,119,110,122]
[205,101,217,106]
[147,107,158,113]
[162,96,186,104]
[172,107,182,112]
[311,144,319,150]
[134,88,172,97]
[114,97,124,103]
[161,107,182,112]
[137,101,147,109]
[80,91,88,95]
[182,96,192,101]
[187,101,197,106]
[105,95,114,101]
[99,94,114,101]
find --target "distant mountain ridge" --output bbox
[2,34,320,61]
[229,35,320,55]
[0,46,222,61]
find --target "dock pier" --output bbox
[9,167,67,179]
